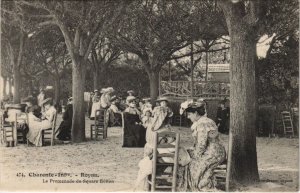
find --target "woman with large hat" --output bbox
[123,96,146,147]
[143,96,173,156]
[100,87,114,109]
[176,100,226,191]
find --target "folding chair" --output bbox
[147,131,180,192]
[41,112,58,146]
[90,109,108,139]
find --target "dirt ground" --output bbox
[0,115,298,192]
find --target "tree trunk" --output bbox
[226,21,259,186]
[28,79,34,96]
[13,67,21,104]
[8,77,13,97]
[54,77,61,106]
[71,56,86,142]
[147,70,160,102]
[2,76,7,98]
[93,64,100,91]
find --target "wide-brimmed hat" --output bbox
[180,99,205,115]
[142,97,151,102]
[127,90,135,94]
[68,97,73,101]
[100,88,106,93]
[106,87,114,93]
[94,89,99,93]
[156,96,169,102]
[41,98,52,106]
[127,96,136,103]
[110,95,118,102]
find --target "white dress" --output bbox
[90,96,101,119]
[27,106,56,146]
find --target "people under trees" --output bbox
[143,97,173,156]
[216,100,230,134]
[123,96,146,147]
[56,97,73,141]
[126,90,135,106]
[90,90,101,120]
[27,98,57,146]
[176,100,226,191]
[108,96,122,126]
[100,87,114,109]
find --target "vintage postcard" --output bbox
[0,0,298,192]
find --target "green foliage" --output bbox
[257,34,299,108]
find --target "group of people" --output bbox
[2,87,73,146]
[135,98,227,192]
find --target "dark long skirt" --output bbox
[123,113,146,147]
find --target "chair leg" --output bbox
[51,132,53,146]
[42,130,45,146]
[90,125,93,140]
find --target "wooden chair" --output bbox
[214,160,227,191]
[147,131,180,192]
[41,112,58,146]
[1,113,16,147]
[14,113,28,145]
[121,112,125,145]
[90,109,108,140]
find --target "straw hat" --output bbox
[156,96,169,102]
[127,96,136,103]
[127,90,135,94]
[142,97,151,102]
[110,95,118,102]
[106,87,114,93]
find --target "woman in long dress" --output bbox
[177,100,226,191]
[27,98,56,146]
[123,96,146,147]
[143,97,173,156]
[90,90,101,120]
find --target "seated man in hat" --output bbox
[56,97,73,141]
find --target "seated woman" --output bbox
[27,98,57,146]
[144,97,173,156]
[123,96,146,147]
[56,97,73,141]
[108,96,122,126]
[176,100,226,191]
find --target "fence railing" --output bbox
[160,81,230,98]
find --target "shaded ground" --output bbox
[0,115,298,192]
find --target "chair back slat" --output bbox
[150,131,180,192]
